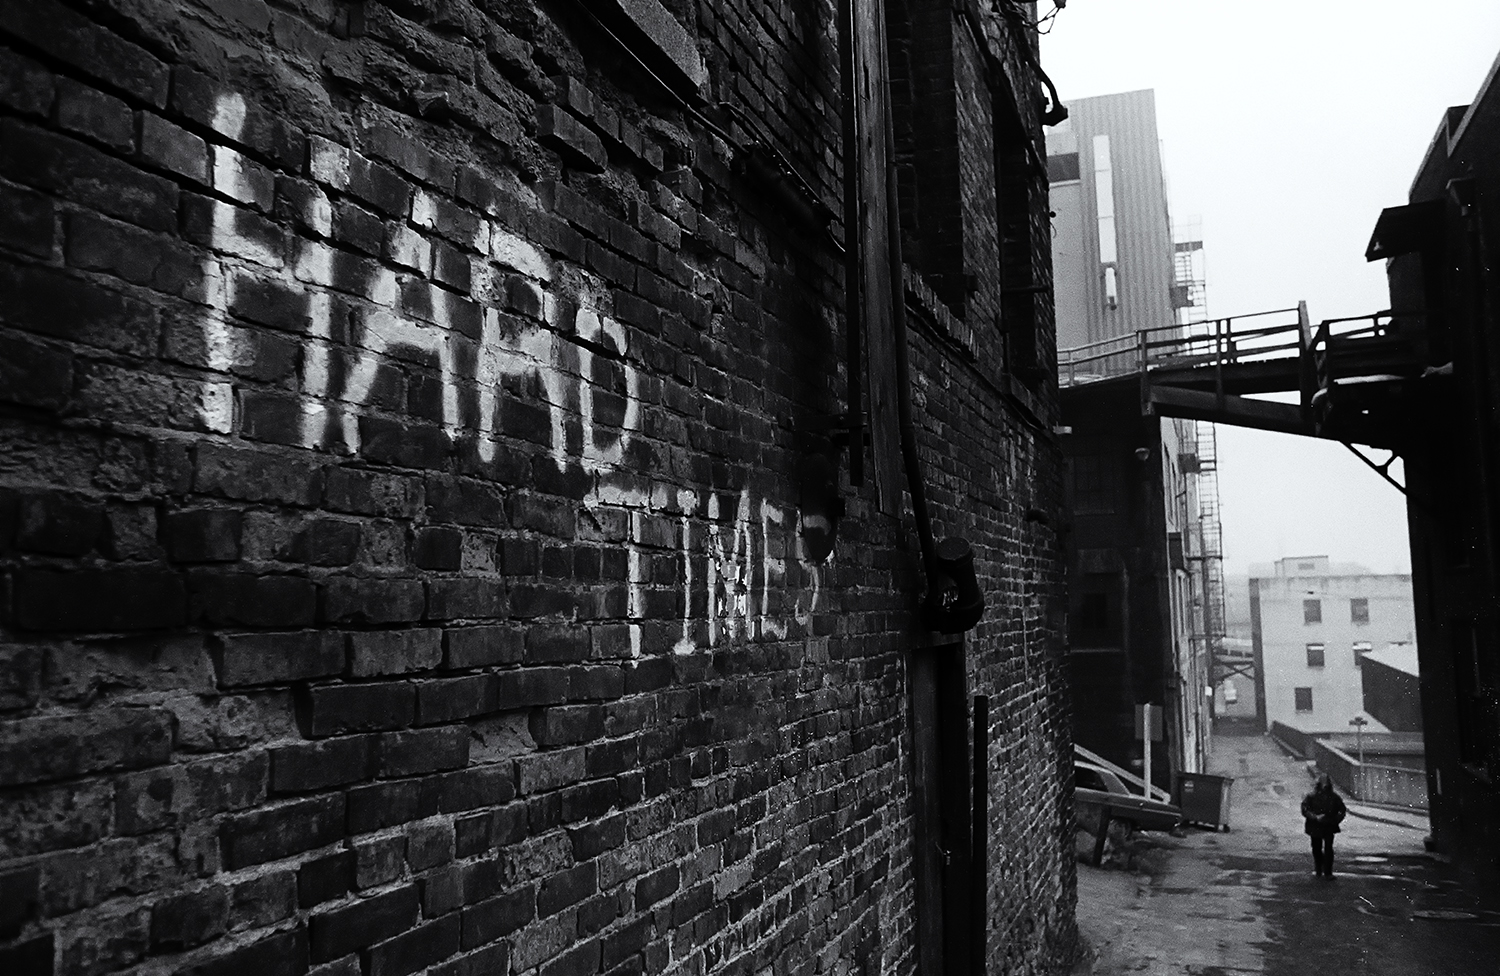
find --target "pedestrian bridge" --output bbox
[1057,303,1431,458]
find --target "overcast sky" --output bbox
[1041,2,1500,575]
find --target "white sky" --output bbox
[1041,2,1500,575]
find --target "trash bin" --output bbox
[1173,772,1234,831]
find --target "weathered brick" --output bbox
[346,780,436,835]
[309,884,419,962]
[406,820,454,872]
[435,765,515,813]
[424,578,505,621]
[368,913,461,976]
[416,674,496,724]
[227,870,297,931]
[0,119,177,231]
[540,938,600,976]
[324,468,422,518]
[298,849,356,908]
[461,886,534,949]
[0,260,158,355]
[0,707,172,787]
[443,625,524,668]
[355,835,406,889]
[220,794,344,868]
[527,625,591,664]
[494,667,570,708]
[195,444,323,505]
[515,747,586,796]
[414,526,463,569]
[348,628,442,677]
[138,112,210,184]
[181,927,309,976]
[304,682,416,737]
[166,508,242,562]
[0,181,55,258]
[213,630,345,687]
[635,864,679,909]
[0,47,54,117]
[530,705,605,747]
[149,885,229,949]
[6,0,168,106]
[292,518,363,566]
[15,492,102,556]
[271,736,375,793]
[425,477,505,526]
[378,726,470,776]
[64,211,199,295]
[191,572,318,627]
[348,153,412,217]
[322,577,426,624]
[54,76,133,151]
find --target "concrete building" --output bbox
[0,1,1079,974]
[1250,557,1416,734]
[1052,90,1220,789]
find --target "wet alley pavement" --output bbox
[1071,733,1500,975]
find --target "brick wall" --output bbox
[0,1,1076,975]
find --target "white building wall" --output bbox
[1255,567,1416,732]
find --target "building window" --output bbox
[1294,687,1314,712]
[1070,454,1115,514]
[1353,641,1373,665]
[1303,599,1322,624]
[1078,592,1108,632]
[1350,598,1369,624]
[1306,643,1325,668]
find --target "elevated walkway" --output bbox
[1058,303,1432,452]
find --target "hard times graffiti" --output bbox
[196,95,821,654]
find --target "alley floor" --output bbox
[1071,732,1500,975]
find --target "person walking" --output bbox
[1301,772,1348,877]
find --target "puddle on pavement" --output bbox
[1412,909,1483,921]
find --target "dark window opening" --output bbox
[1353,641,1373,665]
[996,99,1042,379]
[1071,573,1120,650]
[1069,454,1115,514]
[1350,598,1369,624]
[1294,687,1314,712]
[1306,643,1325,668]
[1047,152,1080,183]
[1303,599,1322,624]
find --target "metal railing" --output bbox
[1058,307,1305,386]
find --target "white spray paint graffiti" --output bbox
[198,93,819,652]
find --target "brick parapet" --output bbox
[0,1,1074,974]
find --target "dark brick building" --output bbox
[1366,48,1500,875]
[0,1,1076,974]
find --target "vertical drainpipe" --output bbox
[838,0,864,488]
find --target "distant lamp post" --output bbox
[1349,716,1369,768]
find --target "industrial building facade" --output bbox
[1248,557,1415,734]
[0,0,1079,974]
[1050,91,1220,789]
[1367,48,1500,876]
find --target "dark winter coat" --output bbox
[1301,785,1348,837]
